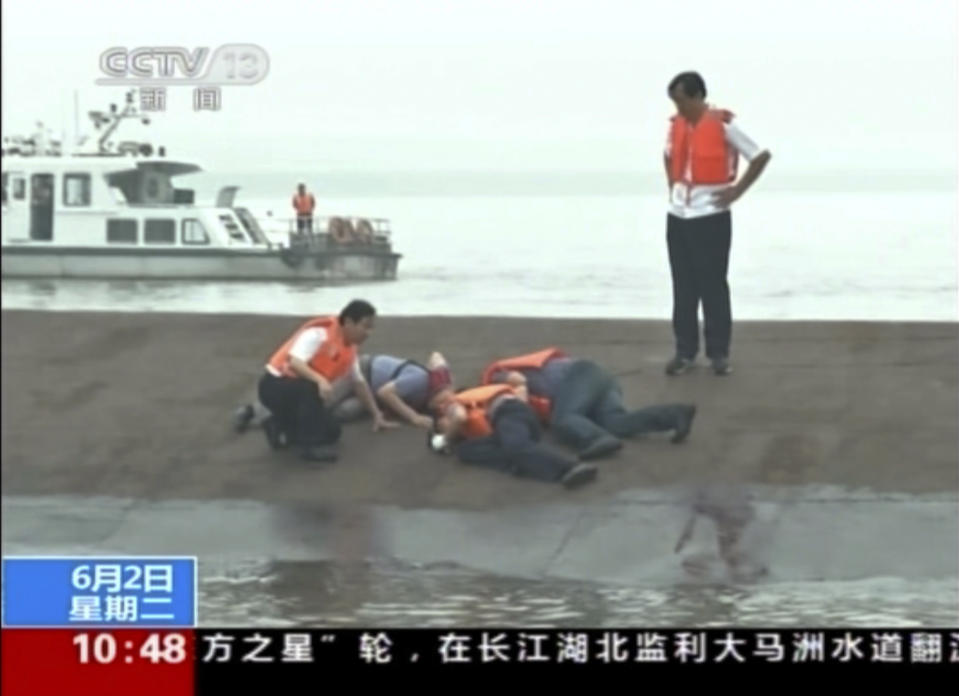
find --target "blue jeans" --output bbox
[455,400,576,483]
[550,360,682,450]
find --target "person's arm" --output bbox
[351,360,397,431]
[287,328,332,400]
[503,371,529,402]
[713,122,771,206]
[289,357,332,398]
[664,153,673,191]
[730,150,771,201]
[376,382,432,428]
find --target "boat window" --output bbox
[219,214,246,242]
[144,219,176,244]
[12,177,26,200]
[182,219,210,245]
[106,219,138,244]
[30,174,55,241]
[63,173,92,207]
[234,207,269,244]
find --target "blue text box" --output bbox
[2,556,196,627]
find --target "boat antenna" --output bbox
[96,89,146,154]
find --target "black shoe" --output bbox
[671,405,697,444]
[561,463,598,489]
[300,445,338,464]
[233,404,255,433]
[665,356,694,376]
[711,357,733,376]
[577,435,623,461]
[262,416,287,450]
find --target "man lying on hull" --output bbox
[482,348,697,460]
[427,365,598,490]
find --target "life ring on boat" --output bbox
[279,246,307,268]
[328,217,356,245]
[354,218,374,245]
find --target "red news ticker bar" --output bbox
[1,628,195,696]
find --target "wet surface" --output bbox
[4,488,957,627]
[2,313,957,626]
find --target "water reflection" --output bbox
[198,558,957,628]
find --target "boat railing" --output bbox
[277,215,393,249]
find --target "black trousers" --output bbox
[666,210,732,360]
[296,216,314,234]
[455,400,577,483]
[551,360,683,450]
[257,372,341,447]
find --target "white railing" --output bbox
[277,215,393,247]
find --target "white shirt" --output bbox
[266,327,363,381]
[665,119,763,219]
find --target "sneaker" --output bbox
[665,356,694,376]
[577,435,623,461]
[232,404,255,433]
[711,357,733,376]
[561,462,598,489]
[671,405,697,444]
[300,445,338,464]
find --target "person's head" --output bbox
[668,71,708,121]
[423,351,455,409]
[297,182,306,194]
[338,299,376,345]
[431,399,467,442]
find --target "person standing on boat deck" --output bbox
[663,72,771,377]
[258,299,397,463]
[292,182,316,235]
[482,348,697,460]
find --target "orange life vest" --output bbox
[453,384,516,439]
[480,347,565,422]
[668,108,738,186]
[292,193,315,216]
[266,316,356,381]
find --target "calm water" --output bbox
[2,188,957,320]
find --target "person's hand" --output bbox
[413,414,434,430]
[711,185,741,207]
[505,371,527,388]
[373,414,399,432]
[316,378,333,403]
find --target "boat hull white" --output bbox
[1,247,401,281]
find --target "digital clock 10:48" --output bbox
[73,633,187,664]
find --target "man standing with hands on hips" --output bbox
[663,72,771,376]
